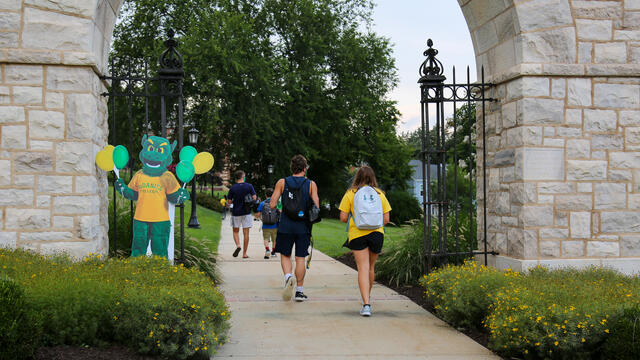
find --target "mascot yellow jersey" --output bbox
[128,171,181,222]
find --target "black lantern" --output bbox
[187,127,201,229]
[267,164,274,186]
[188,128,199,145]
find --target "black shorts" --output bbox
[275,232,311,257]
[343,231,384,254]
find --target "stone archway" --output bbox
[1,0,639,272]
[459,0,640,273]
[0,0,122,257]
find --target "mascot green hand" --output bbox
[114,135,190,258]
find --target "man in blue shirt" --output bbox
[270,155,319,302]
[227,170,257,258]
[256,188,279,259]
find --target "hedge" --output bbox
[385,189,421,225]
[0,248,230,359]
[423,261,640,359]
[195,192,224,213]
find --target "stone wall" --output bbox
[1,0,638,266]
[0,0,121,257]
[461,0,640,273]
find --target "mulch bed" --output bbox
[335,252,492,352]
[35,346,159,360]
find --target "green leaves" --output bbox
[111,0,411,204]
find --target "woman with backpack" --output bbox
[338,166,391,317]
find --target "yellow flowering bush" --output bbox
[422,260,513,330]
[0,248,230,359]
[423,263,640,359]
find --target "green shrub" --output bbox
[0,276,41,360]
[423,263,640,359]
[108,195,134,257]
[0,248,230,359]
[376,212,475,287]
[385,189,421,225]
[376,220,423,286]
[422,260,513,331]
[195,192,223,212]
[179,235,220,284]
[601,305,640,359]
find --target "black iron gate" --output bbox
[101,29,186,262]
[418,39,497,274]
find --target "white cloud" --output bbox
[371,0,476,134]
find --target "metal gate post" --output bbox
[158,28,186,263]
[418,39,497,275]
[419,39,446,274]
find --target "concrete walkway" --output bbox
[215,216,499,359]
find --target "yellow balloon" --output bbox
[193,152,214,174]
[95,150,114,171]
[105,145,115,156]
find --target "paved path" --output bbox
[214,216,499,359]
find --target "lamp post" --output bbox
[187,128,201,229]
[267,164,274,187]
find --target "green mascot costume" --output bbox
[114,135,190,257]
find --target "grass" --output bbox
[312,218,411,258]
[176,199,222,254]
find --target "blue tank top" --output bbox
[278,176,311,234]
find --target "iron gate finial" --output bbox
[419,38,445,83]
[159,27,184,76]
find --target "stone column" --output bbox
[462,0,640,274]
[0,0,121,258]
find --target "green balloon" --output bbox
[276,197,282,210]
[179,146,197,163]
[176,160,195,183]
[112,145,129,170]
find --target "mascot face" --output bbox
[139,135,177,176]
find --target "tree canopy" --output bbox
[110,0,412,206]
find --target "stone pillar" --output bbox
[0,0,121,258]
[462,0,640,274]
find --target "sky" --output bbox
[369,0,476,134]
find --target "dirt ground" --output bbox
[35,345,159,360]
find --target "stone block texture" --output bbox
[1,0,639,265]
[461,0,640,268]
[0,0,123,257]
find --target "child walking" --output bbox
[256,188,279,259]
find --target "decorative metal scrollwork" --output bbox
[418,39,445,83]
[159,28,184,76]
[421,84,491,102]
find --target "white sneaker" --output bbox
[282,276,295,301]
[360,304,371,317]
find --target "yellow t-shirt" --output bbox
[220,198,227,207]
[128,170,181,222]
[338,187,392,241]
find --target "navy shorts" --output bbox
[343,231,384,254]
[275,232,311,257]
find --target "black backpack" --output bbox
[282,177,309,222]
[243,193,254,211]
[261,198,279,225]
